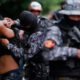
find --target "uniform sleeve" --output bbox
[44,26,62,45]
[42,26,78,60]
[42,46,77,60]
[27,31,44,58]
[6,43,24,57]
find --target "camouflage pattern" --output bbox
[26,16,54,80]
[37,16,54,31]
[7,28,26,68]
[27,21,80,80]
[42,26,77,60]
[26,30,49,80]
[49,18,80,78]
[27,25,77,60]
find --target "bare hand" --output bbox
[43,40,55,48]
[3,17,15,28]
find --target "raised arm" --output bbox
[0,18,15,38]
[42,26,78,60]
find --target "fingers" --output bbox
[3,17,15,28]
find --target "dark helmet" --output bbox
[19,11,37,30]
[59,0,80,15]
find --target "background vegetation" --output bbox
[0,0,63,19]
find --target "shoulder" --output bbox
[37,16,54,27]
[37,15,47,20]
[28,31,43,42]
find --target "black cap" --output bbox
[19,11,37,28]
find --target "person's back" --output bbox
[25,12,54,80]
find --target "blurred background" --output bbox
[0,0,63,19]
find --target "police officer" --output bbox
[27,2,55,80]
[27,0,80,80]
[24,7,55,79]
[47,0,80,79]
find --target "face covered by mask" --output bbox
[19,11,37,31]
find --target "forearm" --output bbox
[42,46,77,60]
[0,18,15,38]
[0,27,15,38]
[6,43,24,57]
[43,26,76,60]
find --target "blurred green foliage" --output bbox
[37,0,63,14]
[0,0,63,19]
